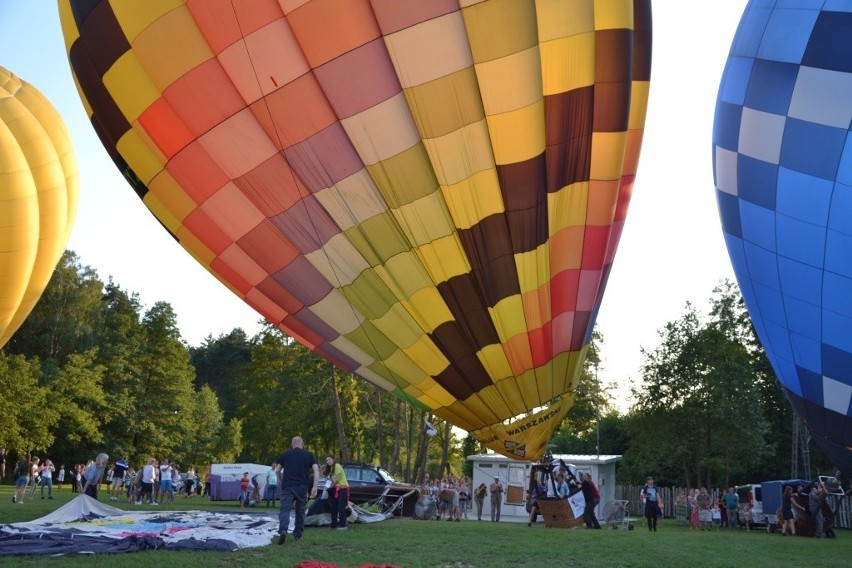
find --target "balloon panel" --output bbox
[713,2,852,474]
[60,0,651,459]
[0,67,78,349]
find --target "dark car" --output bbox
[342,463,420,517]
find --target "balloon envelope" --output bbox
[0,67,78,349]
[713,2,852,474]
[60,0,651,459]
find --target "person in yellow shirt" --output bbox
[324,456,350,530]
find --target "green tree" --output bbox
[126,302,198,461]
[93,281,147,462]
[627,296,770,488]
[177,384,241,467]
[709,280,837,478]
[0,352,56,454]
[237,329,331,461]
[190,329,252,420]
[46,349,108,462]
[6,251,102,360]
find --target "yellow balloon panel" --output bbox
[0,67,79,348]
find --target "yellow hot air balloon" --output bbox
[0,67,78,349]
[59,0,650,459]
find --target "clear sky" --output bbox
[1,1,747,411]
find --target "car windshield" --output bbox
[379,467,396,483]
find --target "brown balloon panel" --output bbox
[59,0,652,459]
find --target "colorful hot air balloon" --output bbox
[59,0,651,459]
[0,67,78,349]
[713,2,852,475]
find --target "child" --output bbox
[711,505,722,530]
[248,483,260,507]
[742,504,752,531]
[239,472,250,508]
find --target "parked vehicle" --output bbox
[342,463,420,517]
[735,484,764,526]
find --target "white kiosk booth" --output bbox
[467,453,621,523]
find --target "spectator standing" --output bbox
[808,483,827,538]
[13,457,29,504]
[722,487,739,529]
[125,467,138,503]
[81,453,109,499]
[137,458,156,505]
[203,466,212,498]
[674,489,688,525]
[171,463,182,500]
[56,464,66,491]
[689,488,699,529]
[711,502,722,529]
[781,485,800,536]
[458,477,470,519]
[110,457,129,502]
[39,459,55,499]
[324,456,350,530]
[526,477,548,527]
[696,487,712,531]
[581,473,601,529]
[473,483,487,521]
[28,457,41,500]
[239,471,251,507]
[185,466,197,496]
[0,448,5,480]
[640,476,661,532]
[159,459,174,504]
[265,462,278,507]
[489,476,504,522]
[275,436,320,545]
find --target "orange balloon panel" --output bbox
[59,0,651,459]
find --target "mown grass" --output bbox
[0,484,849,567]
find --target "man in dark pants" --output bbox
[808,483,827,537]
[581,473,601,529]
[276,436,319,545]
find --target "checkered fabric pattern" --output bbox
[713,0,852,474]
[60,0,651,459]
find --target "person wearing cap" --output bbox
[489,476,504,522]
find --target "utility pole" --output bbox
[791,418,798,479]
[594,361,601,459]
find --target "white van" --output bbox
[735,484,764,526]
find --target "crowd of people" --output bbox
[669,481,837,538]
[7,451,214,506]
[673,486,764,532]
[10,454,68,504]
[417,473,476,522]
[7,442,841,543]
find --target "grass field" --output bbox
[0,484,849,567]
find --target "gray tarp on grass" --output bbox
[0,494,277,556]
[0,494,394,556]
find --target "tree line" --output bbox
[0,252,832,488]
[0,251,467,480]
[552,281,834,489]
